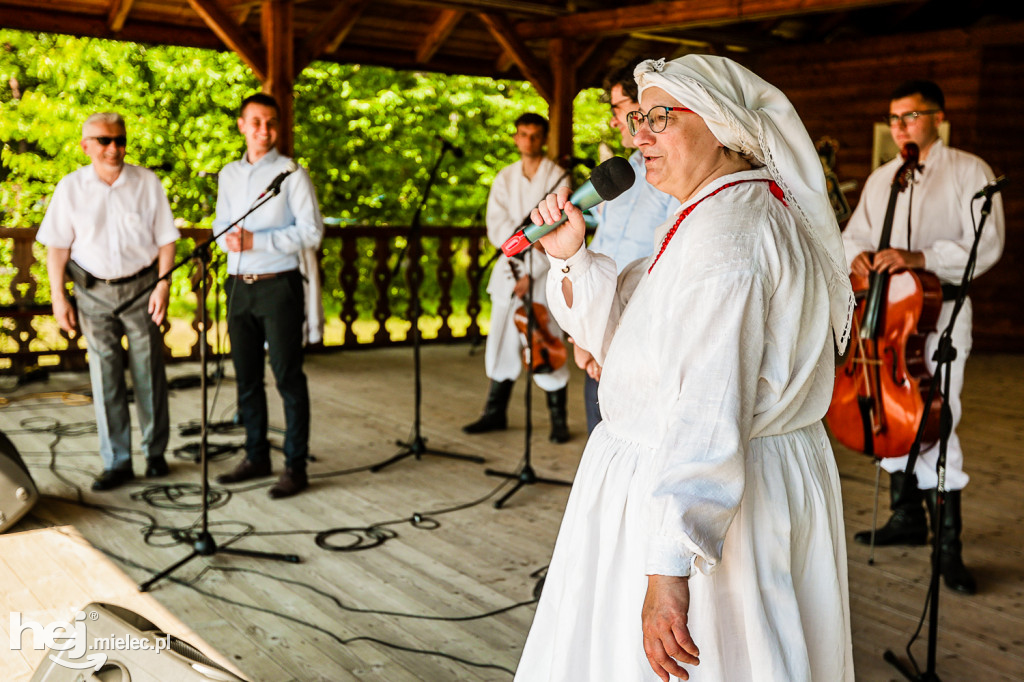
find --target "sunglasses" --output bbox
[87,135,127,147]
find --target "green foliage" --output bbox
[0,29,619,328]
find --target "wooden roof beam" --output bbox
[416,9,465,64]
[294,0,368,74]
[514,0,920,40]
[187,0,266,81]
[107,0,136,33]
[478,12,552,102]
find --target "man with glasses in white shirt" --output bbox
[37,112,179,491]
[843,80,1005,595]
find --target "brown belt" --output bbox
[229,269,297,284]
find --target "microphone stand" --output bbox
[485,249,571,508]
[119,186,301,593]
[370,143,484,472]
[883,185,1000,681]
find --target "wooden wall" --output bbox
[749,23,1024,352]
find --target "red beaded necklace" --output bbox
[648,178,787,273]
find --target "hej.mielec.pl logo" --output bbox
[10,609,171,672]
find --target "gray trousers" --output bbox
[68,261,170,472]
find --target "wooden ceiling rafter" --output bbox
[393,0,565,17]
[107,0,136,33]
[294,0,369,74]
[477,11,552,101]
[575,35,629,95]
[513,0,919,40]
[416,8,465,64]
[187,0,267,81]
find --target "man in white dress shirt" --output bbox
[463,113,572,443]
[844,80,1005,594]
[213,93,323,499]
[37,112,179,491]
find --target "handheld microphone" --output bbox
[502,156,635,257]
[258,160,299,198]
[973,175,1008,200]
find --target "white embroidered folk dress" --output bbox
[515,169,854,682]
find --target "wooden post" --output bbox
[547,38,576,164]
[262,0,295,155]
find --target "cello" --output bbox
[826,142,944,457]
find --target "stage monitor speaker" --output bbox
[0,429,38,533]
[30,602,246,681]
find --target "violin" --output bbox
[826,143,943,457]
[514,302,568,374]
[507,254,567,375]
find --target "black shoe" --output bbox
[546,387,570,444]
[854,471,928,546]
[91,469,135,492]
[463,380,514,434]
[216,459,272,484]
[925,488,978,595]
[269,468,308,499]
[462,412,507,434]
[145,457,170,478]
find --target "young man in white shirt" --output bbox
[463,114,572,443]
[843,80,1005,594]
[213,93,324,499]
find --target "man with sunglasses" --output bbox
[574,60,681,435]
[843,80,1005,595]
[37,112,179,491]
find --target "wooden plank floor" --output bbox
[1,345,1021,681]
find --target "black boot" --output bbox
[925,489,977,595]
[546,387,570,444]
[463,380,514,434]
[854,471,929,546]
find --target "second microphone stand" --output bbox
[882,184,1001,681]
[124,188,301,592]
[486,249,571,508]
[370,142,484,472]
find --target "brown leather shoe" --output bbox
[268,468,308,499]
[216,459,271,484]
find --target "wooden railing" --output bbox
[0,225,494,375]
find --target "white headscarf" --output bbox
[635,55,854,353]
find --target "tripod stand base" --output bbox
[139,531,301,593]
[485,463,572,509]
[884,649,941,681]
[370,435,484,472]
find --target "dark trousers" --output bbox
[584,374,602,435]
[226,271,309,472]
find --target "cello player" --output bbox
[843,80,1005,594]
[462,113,573,443]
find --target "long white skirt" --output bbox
[515,420,853,682]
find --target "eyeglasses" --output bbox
[625,106,693,135]
[87,135,127,147]
[886,110,940,127]
[609,97,633,116]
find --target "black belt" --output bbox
[92,260,157,286]
[941,283,961,301]
[228,269,298,284]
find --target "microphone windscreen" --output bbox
[589,156,635,202]
[285,160,299,173]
